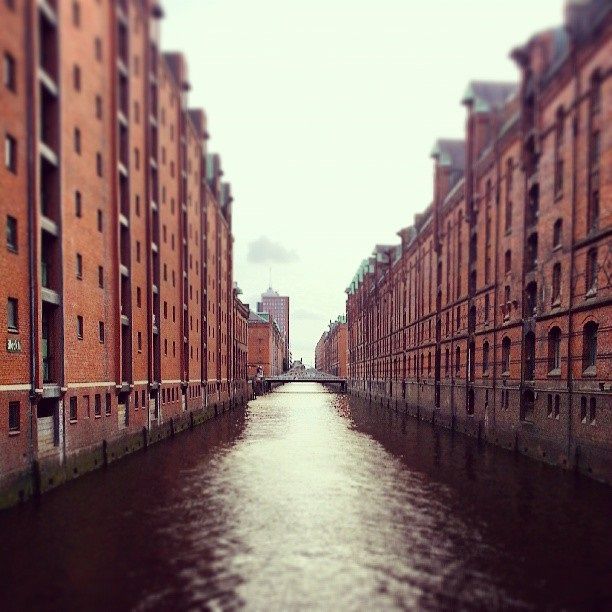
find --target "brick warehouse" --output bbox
[247,310,285,378]
[315,315,348,378]
[0,0,250,508]
[346,0,611,483]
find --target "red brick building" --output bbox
[0,0,248,508]
[258,286,290,370]
[315,316,348,378]
[233,287,249,396]
[247,311,284,378]
[346,1,611,483]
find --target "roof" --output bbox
[262,286,280,298]
[248,311,268,324]
[431,139,465,176]
[461,81,517,113]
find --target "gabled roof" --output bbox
[431,139,465,171]
[461,81,517,113]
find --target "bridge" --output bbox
[264,369,347,392]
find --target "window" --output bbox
[76,253,83,279]
[589,130,600,169]
[95,37,102,61]
[582,322,598,372]
[135,391,139,409]
[73,64,81,90]
[75,191,82,217]
[554,107,564,197]
[526,232,538,270]
[5,134,17,173]
[95,95,103,120]
[504,250,511,274]
[105,393,111,416]
[502,336,511,374]
[482,341,489,374]
[589,397,596,425]
[590,70,601,115]
[137,331,142,352]
[7,297,18,331]
[502,285,511,319]
[586,248,597,294]
[95,394,101,417]
[484,293,490,322]
[77,315,84,339]
[525,282,537,316]
[135,195,140,216]
[8,401,19,432]
[72,1,81,26]
[554,158,564,196]
[580,396,587,423]
[74,127,81,154]
[96,152,103,177]
[6,215,17,251]
[547,394,553,418]
[99,321,105,343]
[588,183,599,231]
[552,263,561,304]
[70,396,77,421]
[455,346,460,374]
[98,265,104,288]
[97,209,103,232]
[136,286,141,308]
[548,327,561,373]
[134,147,140,169]
[553,219,562,248]
[3,52,16,92]
[136,241,141,262]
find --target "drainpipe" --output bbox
[566,38,580,462]
[25,0,37,462]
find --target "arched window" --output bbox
[552,263,561,303]
[502,337,511,374]
[505,250,512,274]
[455,345,461,374]
[483,341,490,374]
[548,327,561,372]
[582,322,598,372]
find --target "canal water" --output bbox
[0,383,610,610]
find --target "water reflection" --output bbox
[0,383,610,610]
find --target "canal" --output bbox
[0,383,610,610]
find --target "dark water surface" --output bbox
[1,383,611,610]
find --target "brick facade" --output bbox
[0,0,248,508]
[247,311,284,378]
[315,316,348,378]
[346,1,611,483]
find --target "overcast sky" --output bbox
[163,0,565,365]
